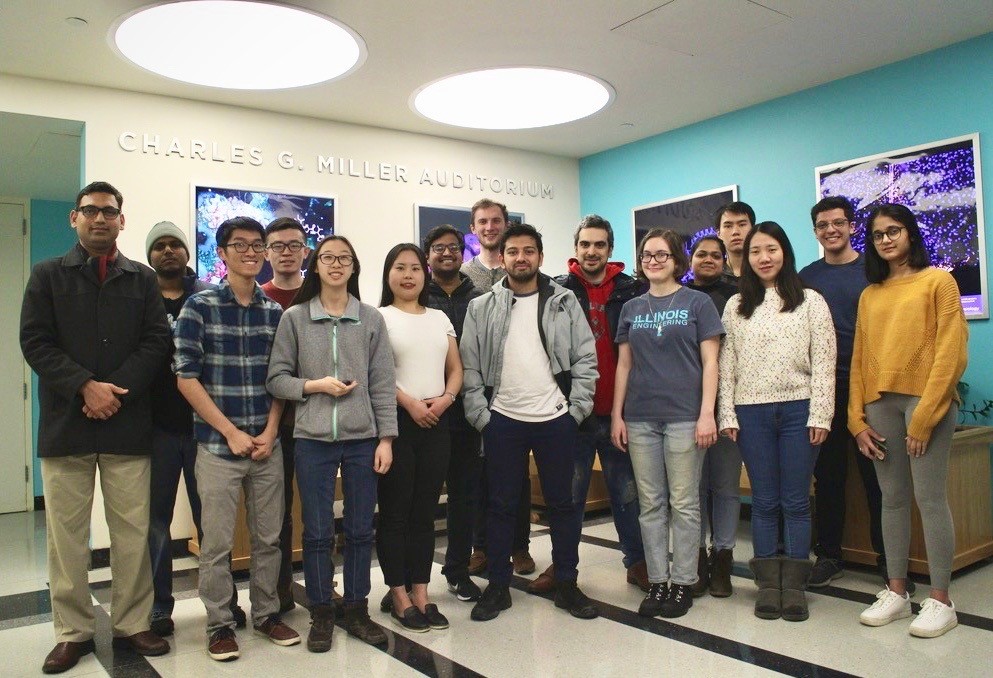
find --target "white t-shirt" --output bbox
[491,292,567,422]
[379,306,455,400]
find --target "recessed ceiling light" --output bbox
[412,67,613,130]
[113,1,364,90]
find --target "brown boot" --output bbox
[626,560,650,592]
[527,564,556,594]
[690,547,710,598]
[709,549,734,598]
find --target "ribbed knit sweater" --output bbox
[718,287,836,431]
[848,267,968,441]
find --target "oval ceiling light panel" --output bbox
[413,67,613,130]
[113,1,364,90]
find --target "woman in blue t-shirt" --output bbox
[611,228,724,620]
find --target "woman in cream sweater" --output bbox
[852,203,968,639]
[718,221,836,623]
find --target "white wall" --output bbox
[1,74,581,547]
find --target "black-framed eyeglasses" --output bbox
[222,241,266,253]
[640,251,673,264]
[267,241,306,253]
[429,243,462,254]
[317,253,354,266]
[814,218,850,232]
[77,205,121,219]
[871,226,906,243]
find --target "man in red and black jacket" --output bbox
[529,215,650,594]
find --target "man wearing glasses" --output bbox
[422,225,485,603]
[261,218,311,614]
[174,217,299,661]
[20,181,172,673]
[799,197,890,591]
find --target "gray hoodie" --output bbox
[266,295,398,441]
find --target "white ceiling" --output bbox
[1,0,992,163]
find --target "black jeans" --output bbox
[442,425,483,580]
[277,426,296,603]
[377,409,451,586]
[813,387,885,561]
[483,411,580,586]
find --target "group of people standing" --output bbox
[20,183,969,673]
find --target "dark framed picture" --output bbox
[816,134,987,320]
[631,186,738,273]
[192,184,335,284]
[414,204,525,261]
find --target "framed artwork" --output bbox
[631,185,738,260]
[816,133,987,319]
[192,184,335,284]
[414,204,525,261]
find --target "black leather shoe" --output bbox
[42,640,95,674]
[471,584,512,621]
[391,605,430,633]
[554,581,598,619]
[421,603,449,630]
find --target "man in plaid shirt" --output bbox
[173,216,299,661]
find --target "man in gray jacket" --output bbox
[460,223,599,622]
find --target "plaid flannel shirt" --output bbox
[173,280,282,456]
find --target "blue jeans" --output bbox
[626,420,704,585]
[483,411,580,586]
[148,427,201,616]
[698,435,742,551]
[294,437,378,605]
[572,415,644,568]
[736,400,818,560]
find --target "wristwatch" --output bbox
[445,391,457,403]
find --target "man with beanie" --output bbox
[144,222,247,636]
[20,181,171,673]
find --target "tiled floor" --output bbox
[2,510,992,677]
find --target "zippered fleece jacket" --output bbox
[266,295,398,441]
[460,272,598,432]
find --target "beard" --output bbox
[155,263,185,279]
[507,267,538,284]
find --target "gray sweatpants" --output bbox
[865,394,957,590]
[195,443,285,633]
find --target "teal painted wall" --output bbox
[29,199,76,496]
[580,32,993,414]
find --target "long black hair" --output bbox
[864,203,931,283]
[379,243,430,308]
[736,221,806,318]
[290,235,361,308]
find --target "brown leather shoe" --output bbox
[468,549,487,575]
[42,640,95,674]
[512,550,536,575]
[253,615,301,646]
[112,631,170,656]
[527,564,555,595]
[626,560,650,592]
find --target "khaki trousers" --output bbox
[41,454,153,641]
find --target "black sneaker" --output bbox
[447,575,482,602]
[470,584,512,621]
[638,582,668,617]
[658,583,693,618]
[809,557,844,588]
[150,614,174,637]
[553,581,598,619]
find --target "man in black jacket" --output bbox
[20,181,171,674]
[423,225,484,602]
[528,215,649,594]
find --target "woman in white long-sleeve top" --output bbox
[718,221,836,623]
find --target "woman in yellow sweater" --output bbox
[850,203,967,639]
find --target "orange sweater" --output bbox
[848,268,968,441]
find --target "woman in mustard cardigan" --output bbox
[850,203,968,639]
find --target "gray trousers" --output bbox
[195,443,284,633]
[865,394,957,590]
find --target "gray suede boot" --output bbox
[749,557,781,620]
[781,558,813,622]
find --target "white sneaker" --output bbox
[860,587,911,627]
[909,597,957,638]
